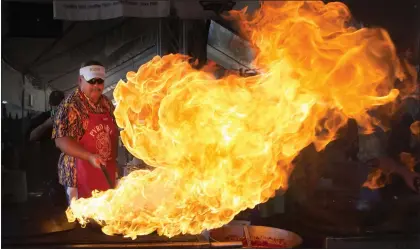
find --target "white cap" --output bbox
[79,65,105,81]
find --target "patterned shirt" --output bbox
[52,88,115,187]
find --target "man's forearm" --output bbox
[30,120,53,141]
[55,137,92,161]
[30,124,49,141]
[374,156,411,176]
[387,161,412,177]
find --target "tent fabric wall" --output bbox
[1,60,50,117]
[3,18,159,93]
[173,0,260,19]
[53,0,170,21]
[2,1,262,105]
[1,61,24,108]
[40,18,158,92]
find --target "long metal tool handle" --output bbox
[100,164,114,188]
[243,226,252,248]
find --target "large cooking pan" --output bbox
[209,225,302,248]
[80,219,302,248]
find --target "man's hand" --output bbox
[373,156,420,194]
[87,154,106,169]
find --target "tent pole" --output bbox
[21,73,25,119]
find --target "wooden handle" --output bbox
[100,165,113,189]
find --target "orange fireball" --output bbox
[66,1,416,239]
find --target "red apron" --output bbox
[76,112,117,199]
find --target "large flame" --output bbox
[362,168,389,190]
[66,1,415,239]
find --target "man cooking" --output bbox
[52,60,118,203]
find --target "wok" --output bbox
[209,225,302,248]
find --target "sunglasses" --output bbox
[87,78,104,85]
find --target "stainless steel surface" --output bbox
[210,225,302,248]
[207,20,255,70]
[210,241,244,248]
[4,223,211,248]
[3,219,243,249]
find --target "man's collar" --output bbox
[77,88,102,106]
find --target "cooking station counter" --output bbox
[1,194,242,248]
[3,225,215,248]
[2,191,420,248]
[4,218,419,249]
[3,225,250,249]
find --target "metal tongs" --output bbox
[100,164,114,189]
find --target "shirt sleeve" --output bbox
[52,102,83,140]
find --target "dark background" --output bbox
[3,0,420,52]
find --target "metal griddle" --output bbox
[2,195,76,238]
[2,194,241,248]
[2,224,242,249]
